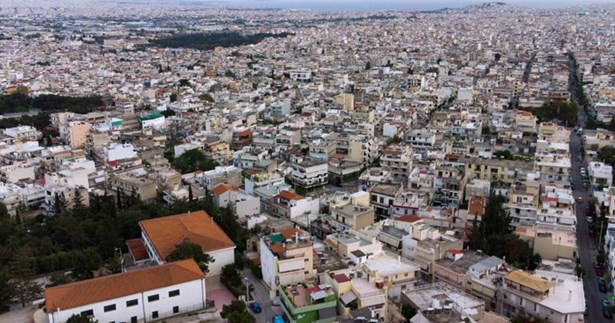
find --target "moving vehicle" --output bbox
[249,301,262,313]
[577,196,583,203]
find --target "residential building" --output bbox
[279,282,337,323]
[499,270,584,322]
[289,160,328,190]
[260,228,315,290]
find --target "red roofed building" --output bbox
[139,210,235,276]
[45,259,207,323]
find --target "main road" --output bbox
[568,52,610,322]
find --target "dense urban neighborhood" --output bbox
[1,1,615,323]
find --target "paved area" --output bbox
[568,53,610,322]
[243,269,284,323]
[0,305,36,323]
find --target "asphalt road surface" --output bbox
[243,269,284,323]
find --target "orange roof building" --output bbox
[139,210,235,276]
[45,259,206,323]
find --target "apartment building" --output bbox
[499,270,584,322]
[278,282,337,323]
[369,184,402,220]
[45,259,207,323]
[322,269,387,320]
[380,144,413,184]
[461,157,534,184]
[289,160,328,190]
[330,203,375,231]
[588,161,613,188]
[260,228,315,290]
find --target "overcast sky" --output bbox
[224,0,615,11]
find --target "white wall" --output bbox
[208,247,235,276]
[234,194,260,217]
[289,197,320,219]
[260,238,276,289]
[49,279,206,323]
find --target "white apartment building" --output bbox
[45,259,207,323]
[104,142,138,162]
[290,160,328,190]
[588,161,613,188]
[3,125,41,141]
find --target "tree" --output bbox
[72,188,85,213]
[225,70,236,78]
[173,149,219,174]
[221,300,254,323]
[66,314,98,323]
[53,192,67,216]
[166,239,214,274]
[365,61,371,70]
[170,93,177,103]
[495,53,501,61]
[188,185,194,203]
[0,268,14,312]
[0,202,8,219]
[178,78,191,87]
[402,305,417,321]
[9,249,41,307]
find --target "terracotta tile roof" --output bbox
[212,183,237,197]
[280,227,301,240]
[126,238,149,261]
[270,243,286,254]
[45,259,204,312]
[139,210,235,260]
[278,190,304,201]
[395,215,422,223]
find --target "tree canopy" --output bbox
[173,149,219,174]
[0,93,104,114]
[166,240,214,274]
[150,31,294,51]
[466,194,540,269]
[220,300,254,323]
[526,101,578,126]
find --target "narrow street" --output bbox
[568,52,610,322]
[243,269,284,323]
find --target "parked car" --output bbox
[273,315,285,323]
[595,264,605,277]
[602,299,613,319]
[249,301,262,313]
[598,277,607,293]
[577,196,583,203]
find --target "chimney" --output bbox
[295,232,299,245]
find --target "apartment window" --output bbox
[520,298,525,306]
[103,304,116,312]
[564,314,569,323]
[152,311,159,319]
[304,258,309,262]
[169,289,180,297]
[131,317,137,323]
[148,294,159,302]
[126,299,138,307]
[81,309,94,317]
[173,306,179,314]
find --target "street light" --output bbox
[244,277,250,302]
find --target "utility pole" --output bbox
[244,277,250,302]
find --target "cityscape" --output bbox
[0,1,615,323]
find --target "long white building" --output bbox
[45,259,207,323]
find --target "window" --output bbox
[152,311,159,319]
[148,294,159,302]
[126,299,138,307]
[103,304,116,312]
[131,317,137,323]
[173,306,179,314]
[169,290,180,297]
[81,309,94,317]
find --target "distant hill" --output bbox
[422,1,507,13]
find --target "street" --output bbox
[568,52,610,322]
[243,269,284,323]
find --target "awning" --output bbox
[340,291,358,305]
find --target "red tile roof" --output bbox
[212,183,237,197]
[126,238,149,261]
[45,259,204,312]
[278,190,304,201]
[139,210,235,260]
[395,215,422,223]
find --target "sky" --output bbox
[221,0,615,11]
